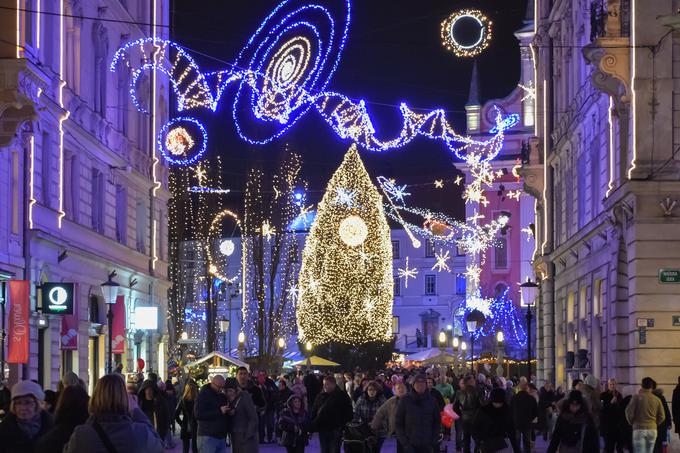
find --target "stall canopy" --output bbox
[292,355,340,367]
[184,351,249,371]
[404,348,446,362]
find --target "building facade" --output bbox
[524,0,680,391]
[0,0,171,392]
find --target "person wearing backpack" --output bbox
[546,390,599,453]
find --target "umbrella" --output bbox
[292,355,340,367]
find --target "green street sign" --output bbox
[659,269,680,284]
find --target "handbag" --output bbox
[92,421,119,453]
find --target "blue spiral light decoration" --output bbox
[111,0,517,165]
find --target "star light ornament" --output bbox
[434,180,444,189]
[518,81,536,102]
[261,220,276,240]
[398,257,418,288]
[336,188,357,207]
[432,249,451,273]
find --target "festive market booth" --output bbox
[184,351,249,383]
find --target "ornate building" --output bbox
[0,0,171,391]
[525,0,680,391]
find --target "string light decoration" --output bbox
[518,81,536,102]
[441,9,493,58]
[462,288,527,346]
[206,209,242,284]
[376,176,410,203]
[297,145,393,345]
[111,1,517,165]
[434,179,444,189]
[432,249,451,273]
[157,117,208,165]
[397,257,418,288]
[242,149,306,362]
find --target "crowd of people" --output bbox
[0,365,679,453]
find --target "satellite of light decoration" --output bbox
[206,209,242,284]
[111,0,517,167]
[441,9,493,58]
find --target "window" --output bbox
[593,279,603,316]
[579,286,588,319]
[117,67,129,134]
[456,274,466,295]
[93,22,108,115]
[41,132,51,207]
[91,169,104,233]
[392,240,400,259]
[136,198,147,253]
[425,240,435,258]
[115,185,127,244]
[494,236,508,269]
[456,241,465,256]
[577,153,587,228]
[393,276,401,296]
[69,155,80,222]
[425,274,436,295]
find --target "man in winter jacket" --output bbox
[454,375,483,453]
[310,374,353,453]
[510,382,538,453]
[194,375,229,453]
[601,379,626,453]
[625,377,665,453]
[395,374,441,453]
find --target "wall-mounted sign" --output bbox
[134,306,158,330]
[41,283,74,315]
[673,315,680,327]
[659,269,680,283]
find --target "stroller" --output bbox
[343,421,374,453]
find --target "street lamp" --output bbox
[461,341,467,371]
[438,330,446,351]
[496,331,505,378]
[101,271,120,375]
[452,336,459,373]
[237,331,245,359]
[520,278,539,380]
[219,319,230,354]
[466,310,486,375]
[277,337,286,350]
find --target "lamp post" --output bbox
[520,278,539,380]
[305,341,312,371]
[219,319,230,354]
[465,310,486,375]
[438,330,446,352]
[452,336,459,374]
[237,332,245,360]
[461,341,468,371]
[496,331,505,377]
[101,271,120,375]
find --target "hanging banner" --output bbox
[111,295,126,354]
[8,280,29,364]
[60,284,78,350]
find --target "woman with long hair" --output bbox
[35,385,89,453]
[63,374,163,453]
[546,390,599,453]
[175,381,198,453]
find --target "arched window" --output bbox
[92,22,109,115]
[89,295,100,323]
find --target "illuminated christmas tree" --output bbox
[297,145,393,345]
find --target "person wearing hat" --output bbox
[224,377,258,453]
[472,387,520,453]
[395,373,441,453]
[547,390,599,453]
[0,380,53,453]
[277,394,310,453]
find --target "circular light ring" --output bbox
[338,215,368,247]
[207,209,242,283]
[441,9,492,58]
[232,0,351,144]
[157,117,208,165]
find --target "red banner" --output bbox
[111,295,126,354]
[8,281,29,364]
[60,284,78,350]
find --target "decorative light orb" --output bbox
[277,337,285,349]
[209,264,218,274]
[181,331,188,340]
[338,215,368,247]
[441,9,492,58]
[219,239,235,257]
[165,126,194,156]
[305,341,312,351]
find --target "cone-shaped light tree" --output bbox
[297,144,393,345]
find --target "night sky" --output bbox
[171,0,528,218]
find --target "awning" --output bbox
[183,351,249,371]
[292,355,340,367]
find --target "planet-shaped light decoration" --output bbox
[338,215,368,247]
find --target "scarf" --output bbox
[17,413,42,439]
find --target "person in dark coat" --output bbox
[224,377,259,453]
[600,378,626,453]
[0,380,53,453]
[137,380,168,442]
[276,379,294,416]
[305,372,323,408]
[454,375,483,453]
[62,374,163,453]
[256,371,277,443]
[35,385,89,453]
[309,374,353,453]
[395,374,441,453]
[672,376,680,441]
[194,375,229,453]
[426,377,445,412]
[353,381,387,452]
[0,380,11,420]
[652,380,671,453]
[174,381,198,453]
[163,380,178,437]
[277,394,309,453]
[473,388,520,453]
[546,391,599,453]
[510,382,538,453]
[538,381,557,441]
[235,367,265,415]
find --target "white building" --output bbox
[0,0,171,391]
[524,0,680,393]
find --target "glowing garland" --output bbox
[188,186,231,194]
[111,0,517,165]
[462,288,527,346]
[441,9,493,58]
[297,145,393,345]
[206,209,242,284]
[397,256,418,288]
